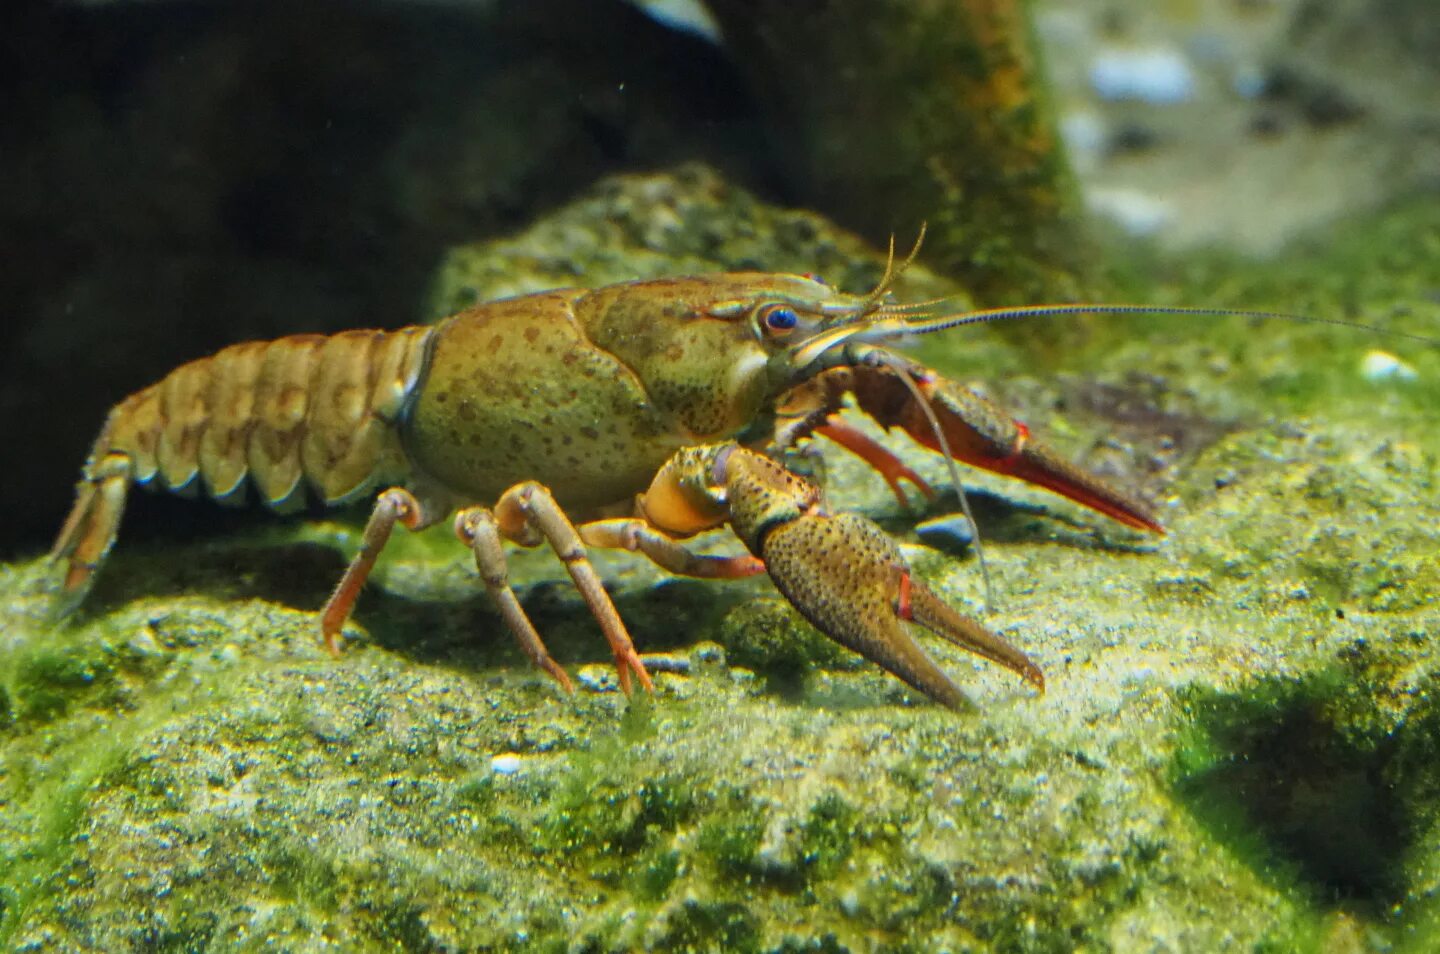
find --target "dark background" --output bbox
[0,0,774,557]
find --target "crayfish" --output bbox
[54,237,1286,710]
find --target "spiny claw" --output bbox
[985,435,1164,533]
[702,444,1043,709]
[761,510,1042,709]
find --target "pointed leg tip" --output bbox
[939,690,977,713]
[613,658,656,697]
[320,628,345,659]
[49,593,83,624]
[612,647,655,696]
[61,566,91,595]
[51,572,91,621]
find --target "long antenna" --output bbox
[878,302,1440,348]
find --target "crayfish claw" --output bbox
[761,510,1040,709]
[641,442,1043,709]
[813,362,1166,534]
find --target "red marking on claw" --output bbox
[998,420,1030,467]
[896,568,914,621]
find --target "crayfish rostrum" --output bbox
[53,241,1194,710]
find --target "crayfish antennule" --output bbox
[857,223,928,315]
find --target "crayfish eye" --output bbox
[760,305,799,334]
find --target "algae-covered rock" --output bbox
[2,179,1439,950]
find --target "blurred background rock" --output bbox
[1033,0,1440,250]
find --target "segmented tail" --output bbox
[51,326,433,613]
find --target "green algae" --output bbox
[0,174,1437,950]
[716,599,852,696]
[0,605,252,950]
[1174,649,1440,928]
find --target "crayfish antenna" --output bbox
[890,301,1440,347]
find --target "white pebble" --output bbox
[1360,350,1418,381]
[1086,186,1174,237]
[1090,47,1196,104]
[491,754,523,775]
[1059,110,1107,174]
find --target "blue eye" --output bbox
[763,306,799,332]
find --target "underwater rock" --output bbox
[427,163,960,317]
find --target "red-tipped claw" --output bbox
[836,363,1166,534]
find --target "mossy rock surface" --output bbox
[2,175,1438,951]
